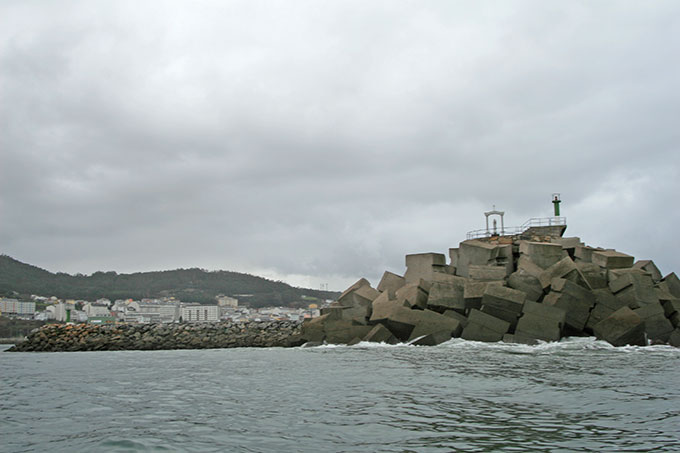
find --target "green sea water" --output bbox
[1,339,679,452]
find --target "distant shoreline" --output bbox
[0,337,24,344]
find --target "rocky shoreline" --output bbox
[6,320,304,352]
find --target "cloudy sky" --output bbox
[1,1,679,291]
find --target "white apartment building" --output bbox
[83,303,111,318]
[0,298,36,315]
[181,305,219,322]
[216,295,239,308]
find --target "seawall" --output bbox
[6,321,303,352]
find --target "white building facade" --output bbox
[181,305,219,322]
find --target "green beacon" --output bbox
[552,193,561,216]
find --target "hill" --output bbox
[0,255,339,308]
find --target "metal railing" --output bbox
[466,217,566,240]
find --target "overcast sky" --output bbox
[1,1,679,291]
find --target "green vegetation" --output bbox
[0,255,339,308]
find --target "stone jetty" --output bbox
[7,320,303,352]
[301,226,680,347]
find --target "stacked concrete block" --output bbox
[662,299,680,328]
[306,227,680,348]
[427,281,466,313]
[551,237,583,258]
[395,280,430,309]
[585,289,628,332]
[443,309,468,327]
[363,324,398,344]
[609,273,659,309]
[404,253,448,284]
[593,307,646,346]
[456,240,503,278]
[480,285,526,329]
[592,250,634,269]
[507,269,544,302]
[543,278,595,333]
[634,303,674,343]
[662,273,680,298]
[539,257,591,290]
[324,320,373,344]
[407,309,463,343]
[461,309,511,342]
[463,280,503,312]
[516,255,545,279]
[449,248,459,269]
[377,271,406,294]
[468,265,508,281]
[519,241,565,269]
[515,301,566,342]
[575,262,608,290]
[633,260,663,283]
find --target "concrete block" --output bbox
[482,285,526,314]
[543,278,596,332]
[515,313,562,342]
[519,241,564,269]
[539,257,590,290]
[443,309,469,327]
[363,324,398,344]
[575,262,608,290]
[463,280,503,311]
[593,307,646,346]
[377,271,406,294]
[461,323,506,342]
[468,265,509,281]
[427,282,465,312]
[411,330,453,346]
[585,289,628,332]
[517,255,545,279]
[634,302,665,320]
[408,309,463,341]
[574,246,602,263]
[612,273,659,308]
[522,300,567,325]
[552,237,583,251]
[338,278,372,302]
[502,333,540,345]
[633,260,663,283]
[395,281,429,309]
[592,250,634,269]
[324,320,372,344]
[593,288,628,311]
[655,283,676,303]
[300,314,329,342]
[463,309,510,337]
[405,252,447,283]
[449,248,459,268]
[669,328,680,347]
[662,272,680,298]
[456,240,501,278]
[347,337,363,346]
[670,312,680,328]
[507,270,544,302]
[662,299,680,317]
[642,314,674,343]
[369,291,408,324]
[428,272,468,285]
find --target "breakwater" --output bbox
[6,320,303,352]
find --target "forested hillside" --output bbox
[0,255,338,308]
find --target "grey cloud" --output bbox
[1,1,679,290]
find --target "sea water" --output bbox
[1,339,679,452]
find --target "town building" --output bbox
[0,298,36,316]
[181,305,219,322]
